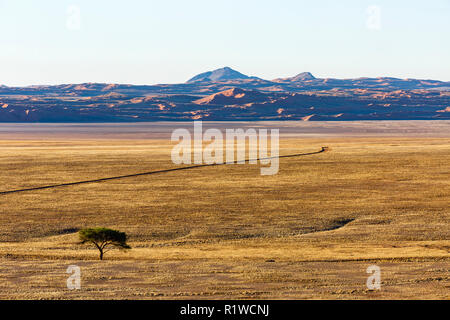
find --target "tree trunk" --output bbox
[99,249,103,260]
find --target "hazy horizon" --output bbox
[1,67,450,88]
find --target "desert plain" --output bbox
[0,121,448,299]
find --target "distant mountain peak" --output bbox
[187,67,251,83]
[291,72,315,81]
[272,72,316,82]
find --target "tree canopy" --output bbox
[79,228,130,260]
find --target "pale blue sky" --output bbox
[1,0,449,86]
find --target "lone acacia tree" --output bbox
[79,228,131,260]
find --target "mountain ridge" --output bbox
[187,67,253,83]
[0,69,449,122]
[1,67,449,90]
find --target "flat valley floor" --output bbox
[0,121,448,299]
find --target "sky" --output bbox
[1,0,449,86]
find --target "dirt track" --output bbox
[0,147,328,195]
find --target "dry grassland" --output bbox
[0,136,448,299]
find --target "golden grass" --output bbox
[0,137,448,299]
